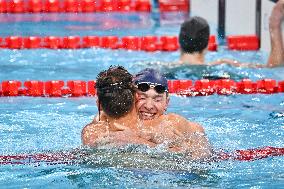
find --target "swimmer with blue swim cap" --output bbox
[133,68,170,120]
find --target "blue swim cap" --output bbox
[133,68,168,90]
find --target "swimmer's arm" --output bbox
[210,59,267,68]
[168,114,213,160]
[267,0,284,67]
[184,132,213,161]
[108,123,156,147]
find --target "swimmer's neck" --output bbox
[107,107,139,130]
[179,51,206,65]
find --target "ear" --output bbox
[134,92,139,102]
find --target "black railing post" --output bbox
[218,0,226,43]
[256,0,262,48]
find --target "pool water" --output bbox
[0,13,284,188]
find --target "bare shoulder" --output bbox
[166,113,205,133]
[81,122,107,146]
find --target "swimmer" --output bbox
[133,68,212,159]
[82,66,155,148]
[267,0,284,67]
[178,11,284,68]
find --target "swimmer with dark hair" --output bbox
[178,4,284,68]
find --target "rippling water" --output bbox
[0,13,284,188]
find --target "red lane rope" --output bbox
[0,35,217,51]
[1,146,283,165]
[0,0,151,13]
[218,146,284,161]
[0,79,283,97]
[0,35,260,51]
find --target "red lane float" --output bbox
[9,0,25,13]
[160,36,179,51]
[45,80,65,97]
[67,80,87,97]
[1,80,22,96]
[0,0,7,13]
[0,35,218,51]
[43,36,61,49]
[24,81,44,96]
[101,36,119,49]
[82,36,100,48]
[0,0,151,13]
[117,0,133,11]
[0,146,283,165]
[5,36,23,49]
[23,36,42,49]
[135,0,151,12]
[0,79,283,97]
[62,36,81,49]
[219,146,284,161]
[208,35,217,51]
[81,0,97,12]
[44,0,60,12]
[28,0,43,13]
[158,0,189,12]
[227,35,259,51]
[141,36,158,51]
[122,36,140,50]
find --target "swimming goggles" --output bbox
[135,82,168,94]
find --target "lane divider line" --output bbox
[0,0,151,13]
[0,35,217,51]
[1,146,283,165]
[0,79,283,97]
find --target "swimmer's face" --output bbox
[136,89,169,120]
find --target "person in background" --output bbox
[267,0,284,67]
[179,1,284,68]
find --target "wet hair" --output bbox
[96,66,135,118]
[179,16,210,54]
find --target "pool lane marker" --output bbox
[0,79,283,97]
[0,146,284,165]
[0,0,152,13]
[0,35,260,51]
[0,35,219,51]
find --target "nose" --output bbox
[144,98,154,110]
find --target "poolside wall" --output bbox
[190,0,284,52]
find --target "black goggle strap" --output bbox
[98,99,101,122]
[136,82,167,93]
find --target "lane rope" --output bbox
[1,146,283,165]
[0,35,260,51]
[0,35,217,51]
[0,79,283,97]
[0,0,152,13]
